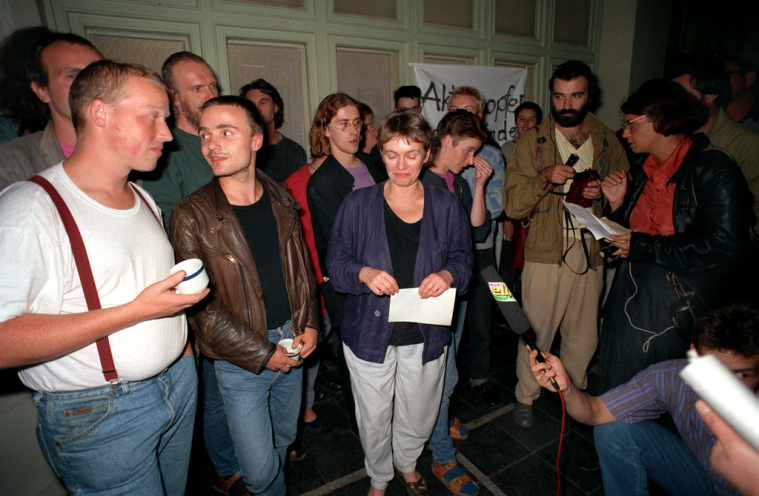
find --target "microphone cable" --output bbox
[555,390,566,496]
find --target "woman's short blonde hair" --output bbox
[377,111,434,153]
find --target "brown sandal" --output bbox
[395,468,428,496]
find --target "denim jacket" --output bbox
[326,181,473,364]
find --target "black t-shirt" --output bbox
[257,134,308,183]
[232,187,292,329]
[384,198,424,346]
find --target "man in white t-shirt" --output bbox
[0,60,208,494]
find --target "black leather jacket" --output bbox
[608,134,752,279]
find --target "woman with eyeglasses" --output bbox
[306,93,388,429]
[597,79,752,392]
[326,112,472,496]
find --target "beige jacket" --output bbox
[504,112,629,267]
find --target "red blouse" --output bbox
[630,136,693,236]
[285,164,327,314]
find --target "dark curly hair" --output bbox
[239,78,284,129]
[549,60,601,110]
[621,79,708,136]
[0,26,53,136]
[693,302,759,358]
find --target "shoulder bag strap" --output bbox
[27,175,118,383]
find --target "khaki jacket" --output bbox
[504,112,629,266]
[170,170,319,373]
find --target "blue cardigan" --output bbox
[326,181,473,364]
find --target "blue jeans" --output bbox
[215,321,302,495]
[34,354,197,495]
[201,354,240,478]
[594,421,718,496]
[429,299,467,465]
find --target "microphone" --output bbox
[480,266,560,392]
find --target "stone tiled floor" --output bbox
[187,326,606,496]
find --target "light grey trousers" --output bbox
[344,343,446,490]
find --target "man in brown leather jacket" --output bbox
[170,95,319,495]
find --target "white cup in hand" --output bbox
[277,338,302,361]
[169,259,209,295]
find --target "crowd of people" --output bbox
[0,27,758,496]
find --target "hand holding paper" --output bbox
[561,201,632,241]
[418,270,453,299]
[388,288,457,326]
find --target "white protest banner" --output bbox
[412,63,527,147]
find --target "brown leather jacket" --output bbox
[170,171,319,374]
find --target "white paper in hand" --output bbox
[388,288,457,326]
[561,201,631,240]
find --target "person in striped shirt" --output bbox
[530,303,759,496]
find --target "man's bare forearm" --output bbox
[0,301,147,369]
[0,272,206,369]
[562,383,616,426]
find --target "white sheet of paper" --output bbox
[388,288,457,326]
[561,201,632,240]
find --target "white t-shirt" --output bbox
[0,163,186,392]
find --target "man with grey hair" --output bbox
[0,59,207,494]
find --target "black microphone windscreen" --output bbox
[480,265,531,335]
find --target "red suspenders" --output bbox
[27,175,162,383]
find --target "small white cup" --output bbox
[277,338,302,360]
[169,258,209,295]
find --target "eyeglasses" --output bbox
[397,105,422,113]
[622,114,648,134]
[328,119,363,132]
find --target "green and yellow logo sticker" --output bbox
[488,282,514,302]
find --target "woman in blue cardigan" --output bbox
[326,112,473,496]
